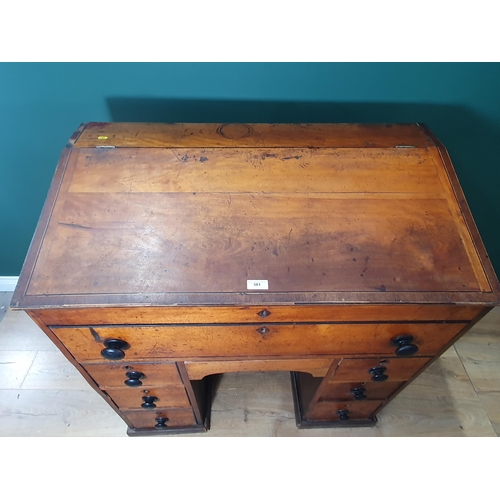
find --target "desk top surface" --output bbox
[12,123,500,309]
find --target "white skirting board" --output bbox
[0,277,19,292]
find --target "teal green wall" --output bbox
[1,63,499,281]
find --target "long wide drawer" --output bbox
[35,304,482,325]
[51,322,467,362]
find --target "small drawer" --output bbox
[305,401,383,421]
[331,357,431,383]
[52,322,466,362]
[320,381,403,401]
[106,385,191,410]
[84,362,182,389]
[123,409,197,429]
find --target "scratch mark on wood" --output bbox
[89,327,103,343]
[171,151,184,162]
[362,255,370,273]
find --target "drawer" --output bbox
[52,322,466,362]
[123,409,197,429]
[106,385,191,410]
[185,358,336,379]
[36,304,482,325]
[84,362,182,389]
[319,381,403,401]
[305,401,383,421]
[330,357,431,383]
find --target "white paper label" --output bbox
[247,280,269,290]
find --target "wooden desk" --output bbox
[11,123,500,434]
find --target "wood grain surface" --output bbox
[26,193,484,295]
[12,122,500,308]
[69,147,443,194]
[74,122,435,148]
[32,304,483,326]
[50,322,467,361]
[454,307,500,434]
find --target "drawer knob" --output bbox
[125,371,145,387]
[100,338,130,360]
[256,326,270,335]
[155,417,169,429]
[351,387,367,400]
[141,396,158,409]
[391,335,419,357]
[257,309,271,318]
[337,409,350,421]
[369,366,389,382]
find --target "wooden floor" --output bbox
[1,291,499,437]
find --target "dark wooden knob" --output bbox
[155,417,169,429]
[391,335,419,357]
[141,396,158,409]
[100,338,130,360]
[337,409,350,421]
[124,371,145,387]
[351,387,367,400]
[369,366,388,382]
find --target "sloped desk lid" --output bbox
[11,123,500,308]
